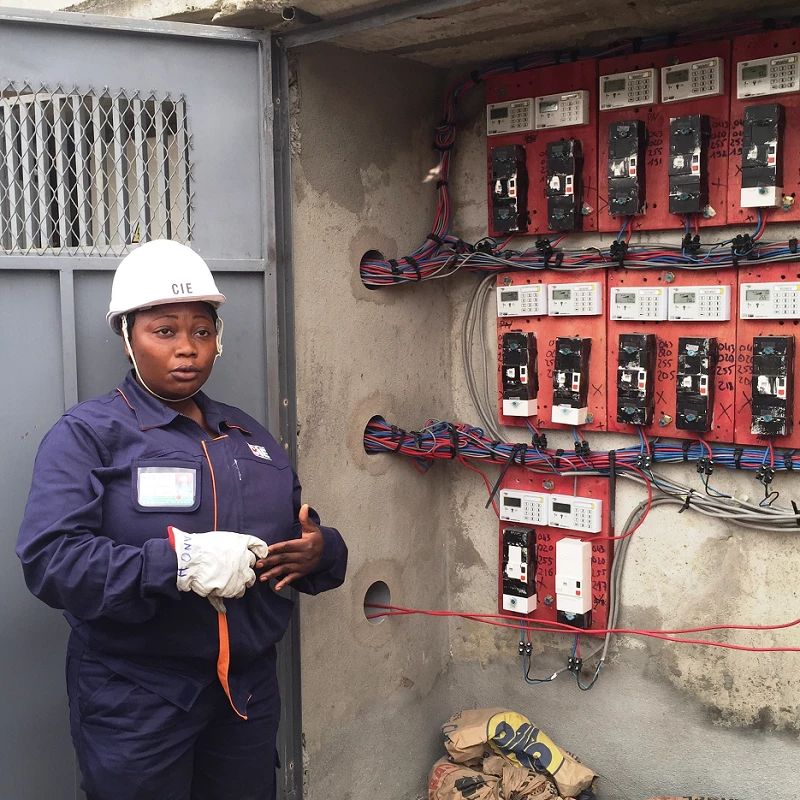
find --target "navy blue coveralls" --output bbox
[17,371,347,800]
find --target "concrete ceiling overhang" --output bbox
[65,0,800,66]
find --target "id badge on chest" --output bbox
[134,462,201,512]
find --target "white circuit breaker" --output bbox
[609,286,669,320]
[555,538,592,628]
[737,53,800,99]
[740,282,800,319]
[548,493,603,533]
[497,284,548,317]
[486,98,535,136]
[668,285,731,321]
[534,91,590,130]
[599,69,657,110]
[547,282,603,316]
[662,58,725,103]
[499,489,548,525]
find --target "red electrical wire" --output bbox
[458,456,499,517]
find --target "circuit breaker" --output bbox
[676,337,717,432]
[491,145,529,234]
[552,336,591,425]
[607,120,646,216]
[502,331,538,417]
[751,335,795,436]
[740,104,785,208]
[496,284,548,317]
[555,538,592,629]
[668,114,710,215]
[546,139,583,231]
[502,526,537,614]
[616,333,656,426]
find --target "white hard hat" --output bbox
[107,240,226,334]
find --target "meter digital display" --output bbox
[667,69,690,85]
[604,78,626,93]
[742,64,769,81]
[490,106,509,119]
[552,501,572,514]
[501,291,518,302]
[553,289,572,300]
[503,496,522,508]
[539,99,559,114]
[746,288,771,302]
[674,291,696,304]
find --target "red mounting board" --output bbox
[497,469,612,632]
[486,60,599,236]
[727,30,800,226]
[497,270,607,432]
[597,41,732,234]
[606,269,738,442]
[734,261,800,448]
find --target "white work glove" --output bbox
[169,528,269,606]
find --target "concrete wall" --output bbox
[290,44,455,799]
[292,44,800,800]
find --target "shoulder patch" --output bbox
[248,444,272,461]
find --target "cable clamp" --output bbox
[792,501,800,527]
[404,255,422,282]
[388,258,401,282]
[757,465,775,485]
[731,233,754,258]
[790,237,798,254]
[455,238,474,254]
[435,180,449,189]
[536,237,553,268]
[512,58,522,73]
[609,240,628,269]
[515,443,528,466]
[489,440,501,461]
[682,439,691,462]
[554,251,564,268]
[784,450,795,471]
[426,232,444,246]
[390,426,406,452]
[554,448,564,469]
[470,70,483,85]
[447,423,459,459]
[666,31,679,47]
[762,16,777,29]
[412,430,424,450]
[631,36,643,53]
[678,490,694,513]
[682,233,701,256]
[532,432,548,449]
[486,443,523,509]
[734,446,743,469]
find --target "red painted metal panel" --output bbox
[486,60,599,236]
[497,469,611,633]
[734,261,800,447]
[606,268,738,442]
[727,30,800,226]
[597,41,732,234]
[497,270,607,432]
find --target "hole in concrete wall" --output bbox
[364,580,391,624]
[363,414,387,454]
[360,249,385,290]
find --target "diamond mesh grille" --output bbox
[0,82,193,255]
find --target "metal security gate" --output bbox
[0,11,299,798]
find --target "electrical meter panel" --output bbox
[497,270,607,432]
[668,114,710,215]
[750,336,795,437]
[487,98,535,136]
[676,337,718,432]
[668,285,732,321]
[497,469,610,628]
[534,91,590,130]
[607,268,736,442]
[548,281,603,316]
[610,286,668,320]
[486,60,599,235]
[662,57,725,103]
[502,526,537,614]
[555,538,593,629]
[737,53,800,98]
[552,336,592,426]
[496,284,547,317]
[740,281,800,319]
[735,263,800,447]
[546,139,583,231]
[616,333,657,426]
[740,104,785,208]
[490,145,529,234]
[501,332,538,417]
[607,119,647,216]
[728,31,800,225]
[599,68,657,110]
[598,42,731,233]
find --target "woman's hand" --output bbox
[256,504,323,591]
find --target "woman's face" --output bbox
[127,302,217,401]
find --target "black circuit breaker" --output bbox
[751,335,795,437]
[668,114,710,215]
[741,104,785,209]
[501,526,537,615]
[607,120,646,216]
[491,144,529,234]
[616,333,657,426]
[502,331,538,417]
[676,337,718,432]
[552,336,592,426]
[546,139,583,232]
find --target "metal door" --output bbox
[0,11,296,798]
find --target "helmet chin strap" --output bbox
[121,315,223,404]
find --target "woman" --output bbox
[16,240,347,800]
